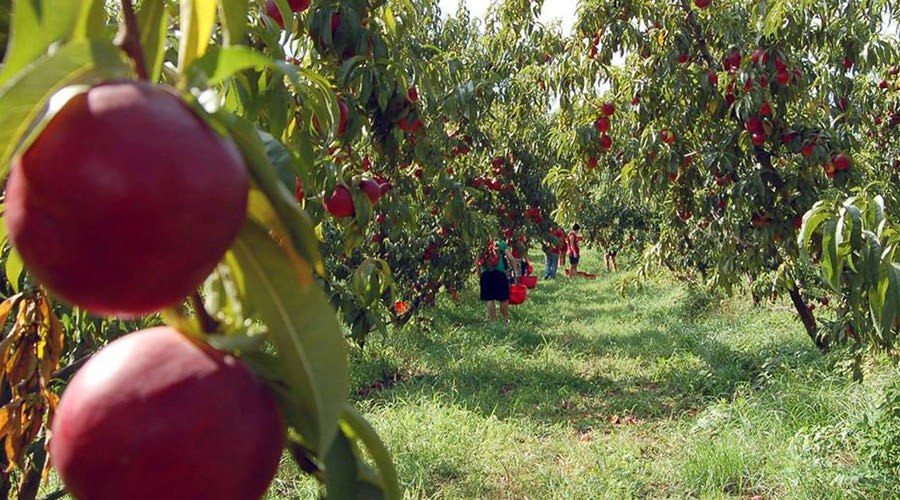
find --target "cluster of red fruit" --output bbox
[393,299,411,315]
[524,206,543,224]
[449,133,474,157]
[5,81,284,499]
[306,4,370,62]
[324,176,392,218]
[471,176,514,192]
[586,102,616,167]
[588,32,600,59]
[717,47,802,112]
[877,65,899,92]
[422,242,438,261]
[477,240,508,269]
[397,86,425,135]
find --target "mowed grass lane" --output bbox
[268,250,896,499]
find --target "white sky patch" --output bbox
[438,0,577,35]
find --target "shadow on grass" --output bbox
[354,270,816,429]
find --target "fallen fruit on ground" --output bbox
[50,327,285,500]
[4,81,249,317]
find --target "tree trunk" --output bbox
[789,286,829,351]
[16,463,41,500]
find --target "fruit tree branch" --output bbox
[51,354,92,382]
[190,291,221,334]
[115,0,149,81]
[678,0,716,68]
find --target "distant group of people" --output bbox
[541,224,583,279]
[478,223,620,323]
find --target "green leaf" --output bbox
[324,427,360,500]
[231,220,349,456]
[218,114,325,276]
[880,263,900,340]
[341,404,401,500]
[72,0,106,40]
[187,45,272,85]
[136,0,169,82]
[820,218,842,292]
[5,246,23,293]
[178,0,219,71]
[259,130,300,188]
[218,0,248,46]
[798,201,833,260]
[0,0,96,87]
[0,39,129,181]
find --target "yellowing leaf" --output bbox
[178,0,219,71]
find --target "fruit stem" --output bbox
[116,0,150,81]
[190,291,221,334]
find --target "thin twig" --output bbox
[115,0,149,80]
[38,489,68,500]
[51,354,92,382]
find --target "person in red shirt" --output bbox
[555,227,567,271]
[567,224,581,277]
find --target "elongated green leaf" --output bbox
[187,45,272,85]
[186,46,335,126]
[232,220,348,456]
[219,114,325,275]
[324,427,359,500]
[5,246,23,293]
[820,218,842,291]
[218,0,248,46]
[0,39,129,180]
[259,130,300,188]
[0,0,93,86]
[137,0,169,82]
[842,204,863,251]
[341,404,401,500]
[881,263,900,338]
[178,0,219,71]
[798,201,832,259]
[73,0,105,39]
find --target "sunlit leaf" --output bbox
[219,0,249,46]
[0,0,87,86]
[178,0,219,71]
[136,0,169,82]
[231,220,348,456]
[0,39,129,180]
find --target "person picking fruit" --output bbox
[477,238,515,324]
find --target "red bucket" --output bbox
[520,275,538,289]
[509,284,527,305]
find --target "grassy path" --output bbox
[271,252,897,499]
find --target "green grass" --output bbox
[270,250,899,499]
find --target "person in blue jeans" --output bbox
[541,231,560,279]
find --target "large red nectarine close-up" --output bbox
[4,81,249,317]
[50,327,285,500]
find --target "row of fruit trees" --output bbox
[0,0,897,498]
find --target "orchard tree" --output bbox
[0,0,406,497]
[550,0,899,351]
